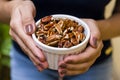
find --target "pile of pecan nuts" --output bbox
[35,16,85,48]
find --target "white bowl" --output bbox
[32,14,90,70]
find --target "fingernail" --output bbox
[60,70,67,75]
[39,63,45,69]
[40,58,46,62]
[93,37,97,48]
[25,24,33,34]
[59,63,67,68]
[66,60,72,63]
[36,65,44,71]
[35,55,46,62]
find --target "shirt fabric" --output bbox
[12,0,112,65]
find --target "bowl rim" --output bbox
[32,14,90,52]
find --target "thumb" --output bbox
[20,1,36,34]
[84,19,101,48]
[90,35,98,48]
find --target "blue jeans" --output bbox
[10,47,113,80]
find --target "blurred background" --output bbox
[0,0,120,80]
[0,23,11,80]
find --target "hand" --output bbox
[58,19,103,77]
[9,0,48,71]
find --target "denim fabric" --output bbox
[10,46,113,80]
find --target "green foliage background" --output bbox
[0,23,11,70]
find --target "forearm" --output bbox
[0,0,10,23]
[97,13,120,40]
[0,0,23,24]
[97,0,120,40]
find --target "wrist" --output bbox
[6,1,23,18]
[0,1,23,23]
[8,0,36,19]
[97,19,110,40]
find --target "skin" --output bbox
[0,0,120,77]
[0,0,48,71]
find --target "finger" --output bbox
[10,1,48,70]
[19,1,36,34]
[17,4,46,62]
[65,59,97,71]
[12,25,46,62]
[29,51,48,70]
[30,57,48,71]
[58,67,88,77]
[64,41,103,64]
[84,19,101,48]
[10,8,46,62]
[66,69,88,76]
[59,58,95,70]
[10,28,39,63]
[29,57,44,71]
[10,29,48,70]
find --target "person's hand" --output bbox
[9,0,48,71]
[58,19,103,77]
